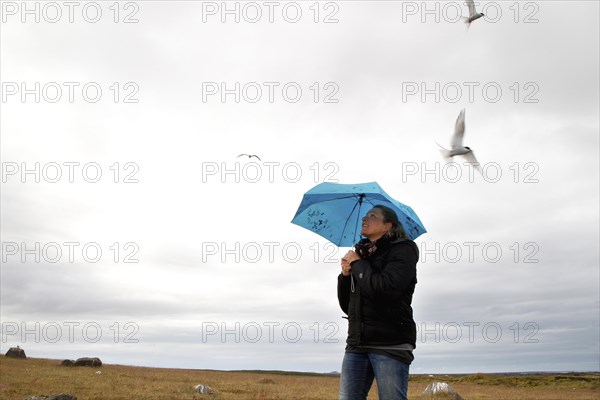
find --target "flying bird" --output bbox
[464,0,485,28]
[237,154,261,161]
[437,109,482,172]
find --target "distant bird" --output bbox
[437,109,481,172]
[237,154,261,161]
[464,0,485,28]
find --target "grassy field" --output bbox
[1,356,598,399]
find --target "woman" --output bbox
[338,205,419,400]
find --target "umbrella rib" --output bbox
[339,193,366,246]
[307,193,368,245]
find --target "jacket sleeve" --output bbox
[350,243,417,298]
[337,274,351,315]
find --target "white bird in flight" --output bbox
[437,109,481,172]
[464,0,485,28]
[237,153,261,161]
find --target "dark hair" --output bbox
[372,205,408,240]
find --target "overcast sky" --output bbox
[1,1,599,374]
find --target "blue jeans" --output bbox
[339,351,410,400]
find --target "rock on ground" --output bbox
[24,394,77,400]
[73,357,102,367]
[5,346,26,358]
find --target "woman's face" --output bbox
[360,208,393,241]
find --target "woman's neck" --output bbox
[367,234,385,243]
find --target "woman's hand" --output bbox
[341,258,351,276]
[341,250,360,276]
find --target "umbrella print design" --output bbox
[306,209,329,232]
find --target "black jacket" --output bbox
[337,238,419,347]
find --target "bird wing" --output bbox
[462,151,481,173]
[450,109,466,149]
[435,142,451,160]
[237,154,262,161]
[466,0,476,17]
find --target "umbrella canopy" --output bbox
[291,182,426,247]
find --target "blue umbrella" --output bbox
[291,182,426,247]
